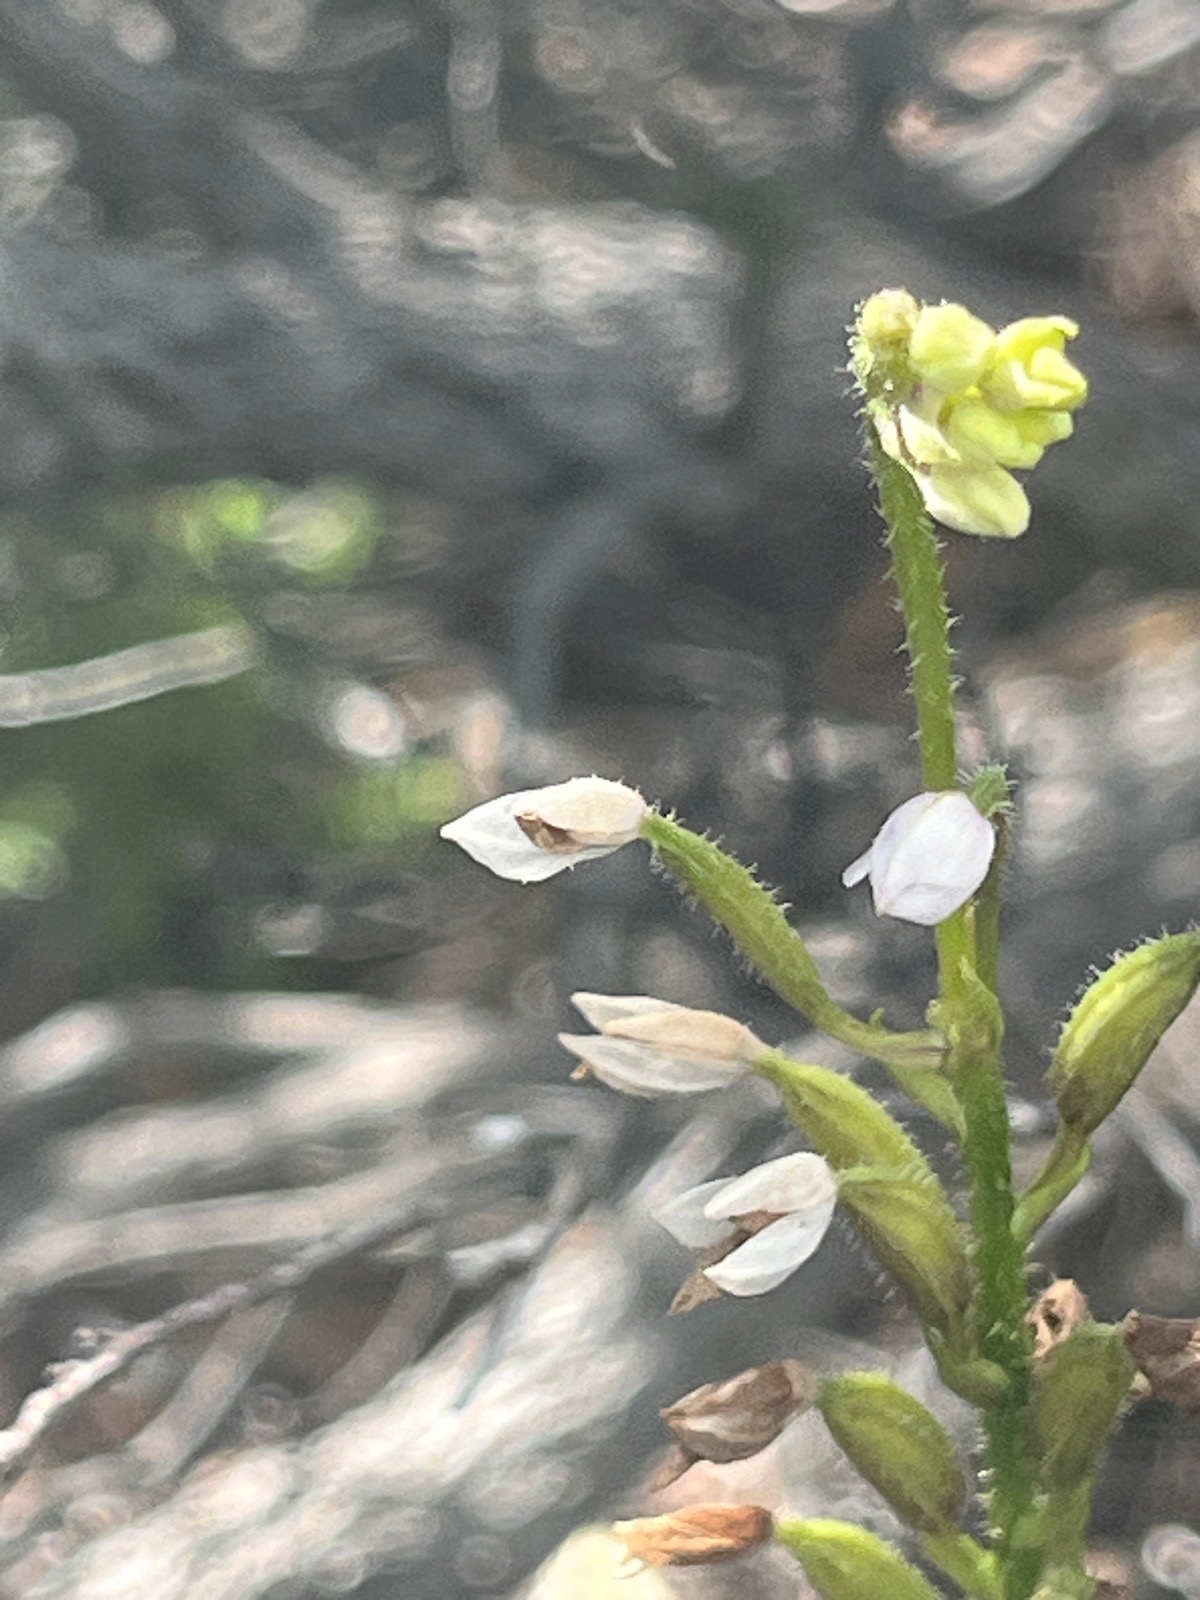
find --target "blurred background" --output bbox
[1,0,1200,1595]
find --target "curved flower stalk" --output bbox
[842,791,996,926]
[559,993,764,1096]
[439,775,646,881]
[656,1152,838,1298]
[853,292,1087,539]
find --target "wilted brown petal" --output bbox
[666,1215,777,1315]
[668,1268,726,1316]
[1029,1278,1090,1358]
[613,1504,774,1567]
[661,1360,816,1464]
[1124,1310,1200,1411]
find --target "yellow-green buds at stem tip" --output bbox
[657,1152,838,1299]
[440,775,646,881]
[1049,931,1200,1138]
[818,1372,967,1535]
[776,1518,944,1600]
[842,791,995,926]
[561,993,763,1096]
[853,291,1087,538]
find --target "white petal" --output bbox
[440,779,644,883]
[703,1151,837,1221]
[869,791,995,926]
[533,776,647,845]
[558,1033,747,1096]
[440,792,568,881]
[703,1207,835,1296]
[655,1180,735,1248]
[841,847,873,889]
[570,993,687,1030]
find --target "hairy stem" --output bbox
[869,439,1040,1600]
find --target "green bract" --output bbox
[818,1372,966,1534]
[777,1519,943,1600]
[1050,931,1200,1137]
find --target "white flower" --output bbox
[842,790,995,927]
[559,993,762,1097]
[439,776,647,882]
[656,1152,838,1296]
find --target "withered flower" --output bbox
[1028,1279,1090,1359]
[655,1361,815,1488]
[613,1505,774,1570]
[1124,1311,1200,1412]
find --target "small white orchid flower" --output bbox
[656,1152,838,1296]
[560,993,763,1097]
[439,776,647,882]
[842,790,995,927]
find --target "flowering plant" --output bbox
[441,293,1200,1600]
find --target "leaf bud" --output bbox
[1049,932,1200,1138]
[818,1371,966,1534]
[776,1517,943,1600]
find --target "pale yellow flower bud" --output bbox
[942,397,1045,470]
[909,303,996,393]
[984,316,1087,411]
[857,289,921,356]
[921,462,1031,539]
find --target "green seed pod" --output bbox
[776,1517,942,1600]
[1034,1322,1135,1493]
[837,1166,973,1345]
[755,1054,933,1174]
[819,1372,966,1535]
[1050,932,1200,1137]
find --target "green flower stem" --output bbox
[952,1026,1040,1600]
[639,811,949,1095]
[873,442,957,791]
[973,810,1012,1000]
[1012,1126,1092,1250]
[868,435,1040,1599]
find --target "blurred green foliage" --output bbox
[0,478,452,983]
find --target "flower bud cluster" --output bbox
[855,291,1088,538]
